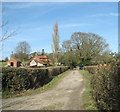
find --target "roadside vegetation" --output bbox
[90,62,120,111]
[80,70,98,110]
[2,69,70,98]
[82,60,120,111]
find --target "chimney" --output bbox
[42,49,44,55]
[35,52,37,56]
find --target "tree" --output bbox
[62,32,109,66]
[1,7,18,42]
[52,21,60,66]
[1,21,17,42]
[13,41,31,61]
[5,57,8,62]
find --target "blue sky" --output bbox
[2,2,118,59]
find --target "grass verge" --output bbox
[3,70,70,98]
[80,70,98,110]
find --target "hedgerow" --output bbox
[89,63,120,110]
[2,66,69,93]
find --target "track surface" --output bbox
[2,70,85,110]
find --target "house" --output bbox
[29,58,47,67]
[29,52,52,67]
[8,57,21,67]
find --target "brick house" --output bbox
[29,52,52,67]
[8,57,21,67]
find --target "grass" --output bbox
[0,62,7,67]
[3,69,70,98]
[80,70,98,110]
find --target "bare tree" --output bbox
[0,21,18,42]
[0,6,18,42]
[13,41,31,61]
[52,21,60,66]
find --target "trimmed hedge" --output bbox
[2,66,69,92]
[90,63,120,110]
[83,66,98,74]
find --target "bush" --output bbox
[83,66,98,74]
[2,66,69,93]
[91,63,120,110]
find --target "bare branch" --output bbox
[0,27,18,42]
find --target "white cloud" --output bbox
[35,23,93,29]
[4,3,50,9]
[110,13,118,16]
[3,2,69,9]
[89,12,119,17]
[59,23,93,28]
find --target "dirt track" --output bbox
[2,70,85,110]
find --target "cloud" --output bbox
[3,2,53,9]
[89,12,119,17]
[3,36,35,43]
[3,2,69,9]
[59,23,93,28]
[35,23,93,30]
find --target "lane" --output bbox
[2,70,85,110]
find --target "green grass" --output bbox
[0,62,7,67]
[80,70,98,110]
[3,70,70,98]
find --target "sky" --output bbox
[2,2,118,59]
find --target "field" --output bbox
[0,62,7,67]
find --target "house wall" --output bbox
[37,63,44,67]
[8,61,17,67]
[30,60,37,66]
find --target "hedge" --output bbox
[83,65,98,74]
[2,66,69,92]
[90,63,120,110]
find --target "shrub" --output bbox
[91,63,120,110]
[2,66,69,93]
[83,66,98,74]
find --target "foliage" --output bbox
[52,21,60,65]
[60,51,77,69]
[5,57,8,62]
[90,62,120,110]
[61,32,109,68]
[12,41,31,61]
[83,66,98,74]
[2,66,69,98]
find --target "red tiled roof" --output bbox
[30,57,47,65]
[10,57,21,62]
[30,54,52,64]
[35,55,48,59]
[40,61,47,65]
[48,59,51,62]
[43,59,47,61]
